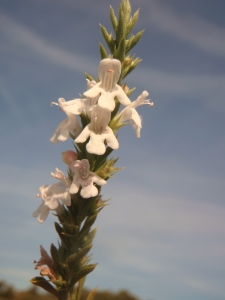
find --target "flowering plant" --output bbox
[30,1,153,299]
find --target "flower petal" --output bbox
[69,177,79,194]
[86,132,107,155]
[105,127,119,150]
[33,201,49,223]
[90,173,107,186]
[75,124,91,144]
[80,185,98,198]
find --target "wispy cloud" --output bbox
[130,66,225,113]
[146,0,225,58]
[0,14,97,74]
[1,12,224,117]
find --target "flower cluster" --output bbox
[30,2,155,297]
[50,58,153,154]
[33,58,153,223]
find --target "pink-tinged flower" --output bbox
[34,246,57,281]
[34,245,55,270]
[83,58,131,112]
[69,159,106,198]
[40,267,57,281]
[62,150,78,165]
[50,98,83,143]
[118,91,154,137]
[32,169,71,223]
[75,105,118,155]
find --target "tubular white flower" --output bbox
[83,58,131,112]
[90,104,111,133]
[69,159,106,198]
[32,201,50,223]
[75,105,119,155]
[50,98,83,143]
[118,91,154,137]
[32,200,64,224]
[32,168,71,223]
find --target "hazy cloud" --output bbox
[147,0,225,58]
[0,14,97,74]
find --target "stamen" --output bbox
[51,102,59,106]
[103,69,115,91]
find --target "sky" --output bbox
[0,0,225,299]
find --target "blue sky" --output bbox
[0,0,225,299]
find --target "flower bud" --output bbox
[62,150,77,165]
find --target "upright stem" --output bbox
[30,1,145,299]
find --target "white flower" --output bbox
[83,58,131,112]
[69,159,106,198]
[79,79,99,118]
[32,201,51,223]
[50,98,83,143]
[75,105,118,155]
[32,168,71,223]
[32,200,64,224]
[85,79,99,106]
[118,91,154,137]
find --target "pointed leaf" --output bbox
[123,58,142,78]
[125,86,136,96]
[50,244,65,277]
[110,5,118,33]
[80,214,97,236]
[86,287,98,300]
[80,228,97,248]
[125,29,145,54]
[116,9,125,45]
[63,223,79,235]
[85,72,94,81]
[99,43,108,59]
[93,146,114,171]
[54,222,71,248]
[126,8,140,36]
[68,264,97,290]
[74,277,86,300]
[99,24,114,53]
[114,37,126,63]
[121,0,131,25]
[68,245,93,271]
[30,277,59,298]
